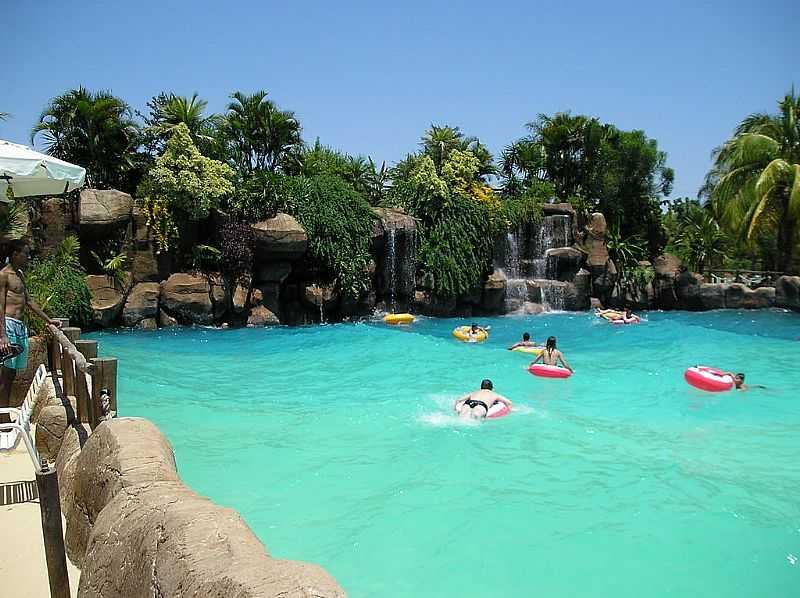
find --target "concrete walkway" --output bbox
[0,426,80,598]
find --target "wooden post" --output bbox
[60,327,80,399]
[89,357,118,428]
[35,462,70,598]
[74,340,97,424]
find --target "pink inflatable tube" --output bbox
[486,402,511,419]
[684,366,734,392]
[528,364,572,379]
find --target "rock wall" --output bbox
[31,408,347,597]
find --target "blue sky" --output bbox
[1,0,797,199]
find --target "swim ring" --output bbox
[528,363,572,379]
[486,402,511,419]
[384,313,415,325]
[684,366,734,392]
[512,345,545,356]
[452,326,488,343]
[610,316,640,325]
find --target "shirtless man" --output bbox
[531,336,574,372]
[508,332,538,350]
[0,240,62,424]
[454,379,512,419]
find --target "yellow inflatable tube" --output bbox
[596,309,623,321]
[452,326,488,343]
[512,345,544,356]
[384,313,416,325]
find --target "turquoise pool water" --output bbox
[90,310,800,597]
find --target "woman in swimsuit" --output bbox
[531,336,573,372]
[454,379,512,419]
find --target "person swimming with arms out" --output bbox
[508,332,539,350]
[530,336,574,372]
[454,379,512,419]
[467,322,489,341]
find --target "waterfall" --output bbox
[386,228,397,312]
[505,231,521,278]
[503,230,528,311]
[538,280,567,311]
[401,228,416,300]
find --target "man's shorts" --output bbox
[3,317,29,371]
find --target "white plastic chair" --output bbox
[0,364,47,451]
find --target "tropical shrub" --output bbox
[137,124,235,252]
[230,170,305,222]
[294,176,377,296]
[90,250,129,288]
[25,236,92,334]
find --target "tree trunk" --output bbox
[778,198,795,272]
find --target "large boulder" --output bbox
[776,275,800,310]
[78,482,346,598]
[66,418,179,567]
[122,282,160,327]
[741,286,775,309]
[545,247,584,281]
[480,269,507,312]
[255,261,293,284]
[247,305,280,327]
[159,273,225,325]
[542,203,576,217]
[34,397,78,462]
[675,270,703,308]
[79,189,133,240]
[55,423,90,518]
[38,197,67,256]
[413,291,456,317]
[128,205,160,282]
[654,253,682,278]
[87,275,126,328]
[687,283,726,310]
[251,213,308,262]
[373,208,417,299]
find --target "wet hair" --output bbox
[545,336,557,351]
[736,373,745,381]
[480,379,493,390]
[522,332,530,341]
[471,322,478,330]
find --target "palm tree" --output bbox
[0,112,9,121]
[224,90,302,175]
[421,125,494,179]
[32,87,140,189]
[706,90,800,271]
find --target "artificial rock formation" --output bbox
[122,282,160,327]
[66,418,180,567]
[79,189,133,240]
[776,275,800,310]
[251,213,308,261]
[159,273,226,325]
[86,275,127,328]
[34,397,78,461]
[78,482,346,598]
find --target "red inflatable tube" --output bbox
[684,366,734,392]
[528,364,572,379]
[486,402,511,419]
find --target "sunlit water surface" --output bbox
[89,310,800,597]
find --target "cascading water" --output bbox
[386,228,397,312]
[538,281,567,311]
[503,231,528,312]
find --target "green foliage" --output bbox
[219,222,254,297]
[141,92,224,159]
[294,176,377,296]
[191,244,221,271]
[224,90,302,175]
[607,229,648,273]
[302,141,387,205]
[629,264,655,288]
[230,170,305,222]
[664,200,728,272]
[501,112,673,256]
[0,201,28,239]
[705,89,800,271]
[25,236,91,334]
[32,87,142,191]
[90,250,128,288]
[137,123,235,252]
[501,181,551,228]
[386,149,500,296]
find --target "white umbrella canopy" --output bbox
[0,139,86,199]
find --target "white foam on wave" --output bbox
[417,412,481,427]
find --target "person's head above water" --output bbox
[734,372,745,388]
[480,379,493,390]
[545,336,557,350]
[471,323,479,332]
[522,332,530,341]
[625,308,632,317]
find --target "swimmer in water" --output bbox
[531,336,573,372]
[454,379,512,419]
[508,332,538,350]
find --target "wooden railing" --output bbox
[46,319,117,430]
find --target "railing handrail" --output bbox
[705,268,784,276]
[47,324,92,374]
